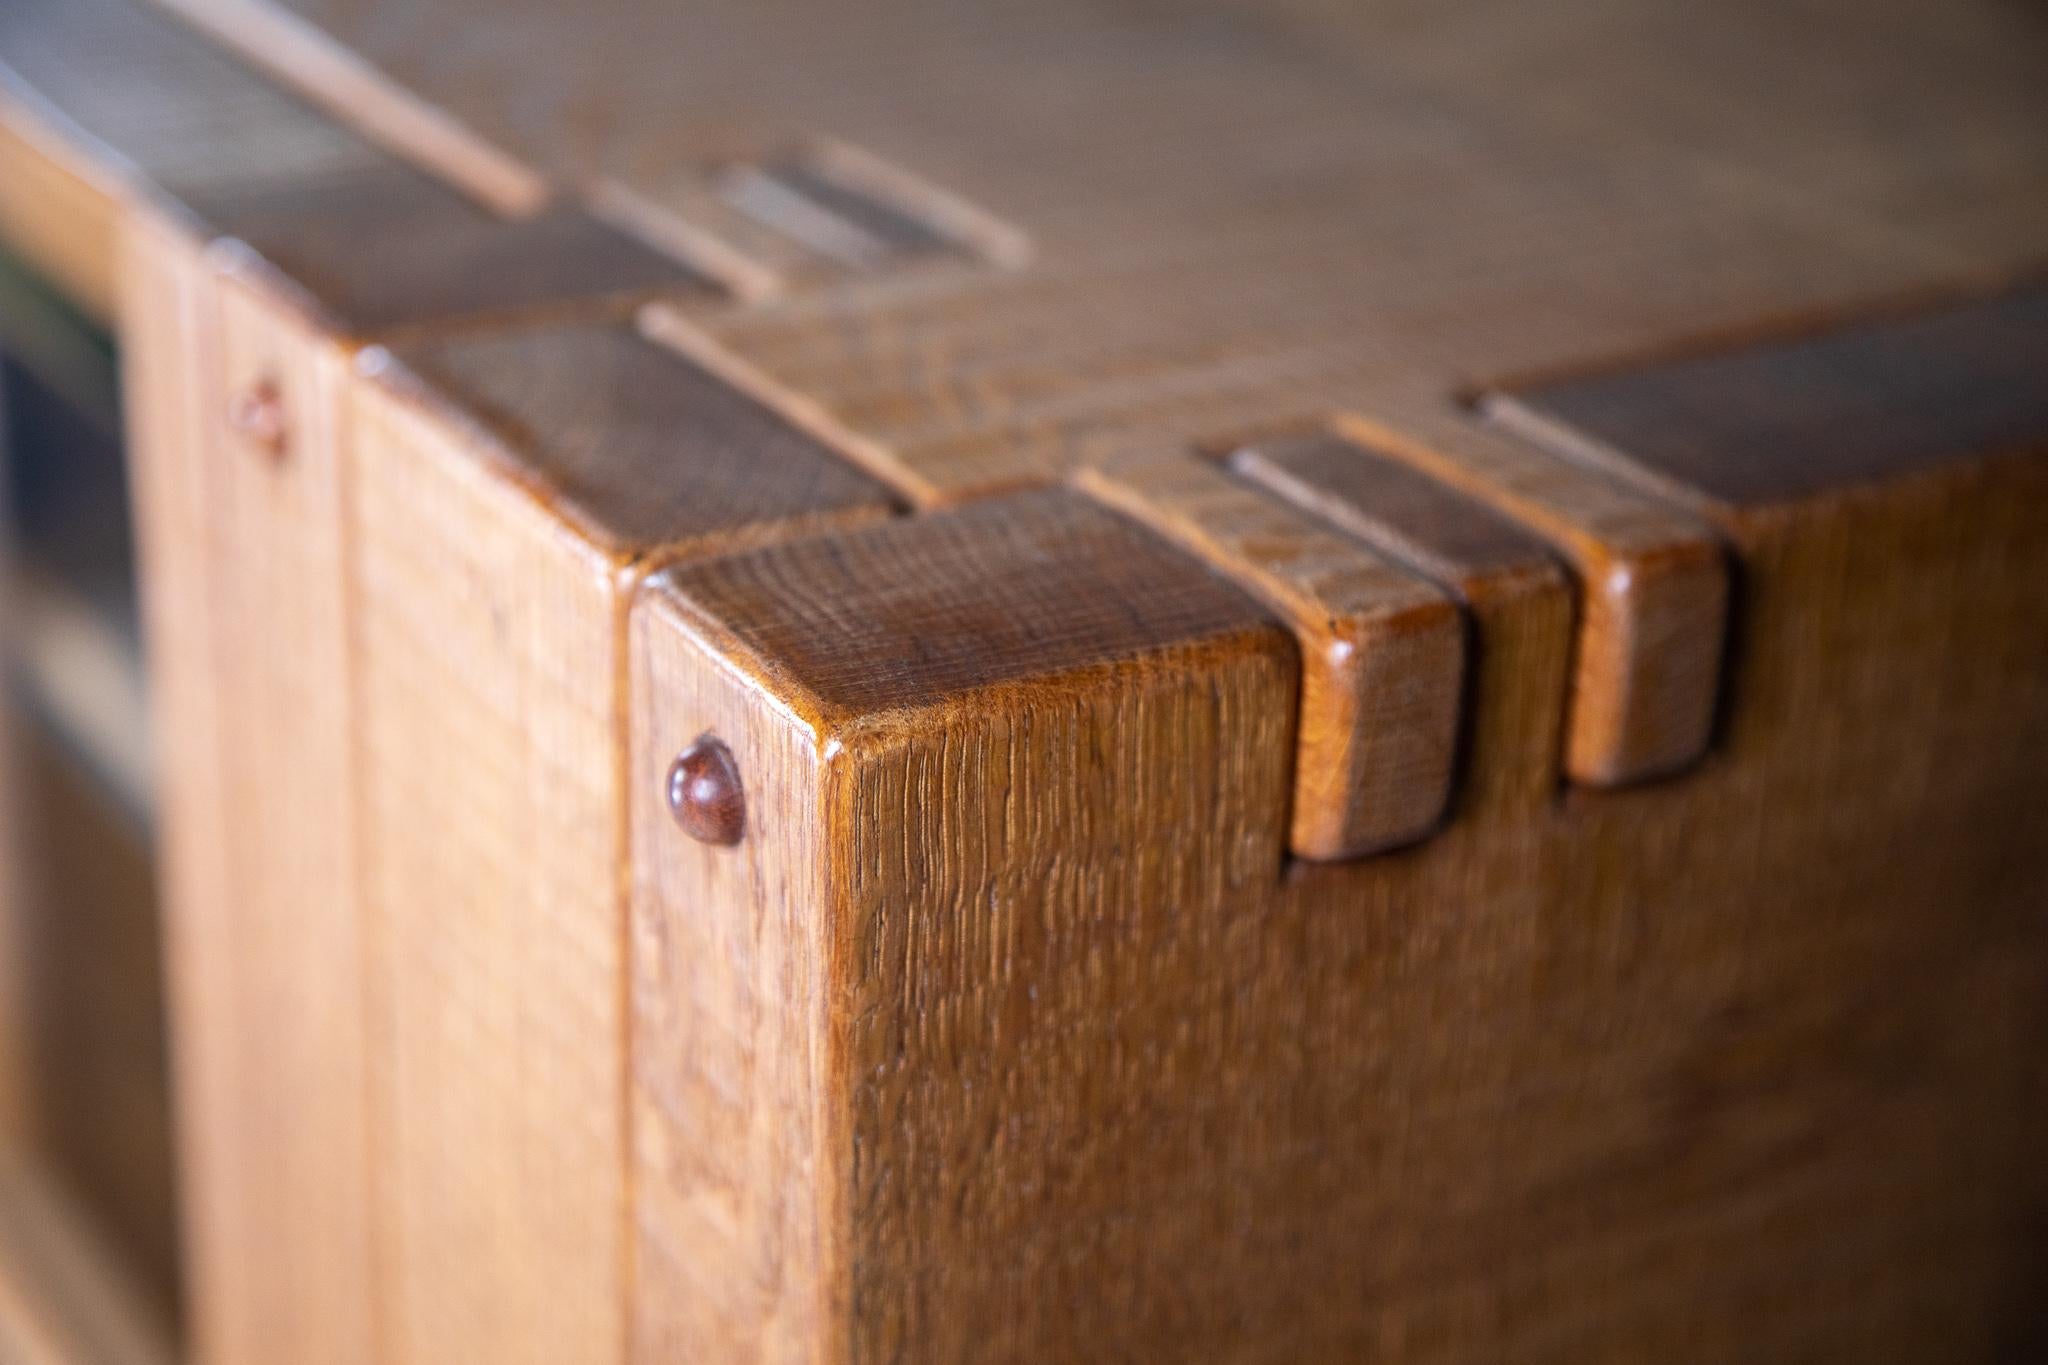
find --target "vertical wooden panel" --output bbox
[343,324,892,1365]
[121,213,373,1365]
[345,378,627,1365]
[626,588,835,1365]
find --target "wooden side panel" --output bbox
[118,207,233,1362]
[827,646,1298,1365]
[636,455,2048,1361]
[121,214,373,1365]
[344,378,628,1365]
[626,586,835,1365]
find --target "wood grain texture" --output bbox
[0,0,378,297]
[1323,402,1729,788]
[149,0,551,217]
[122,211,375,1365]
[1231,431,1575,815]
[384,318,900,556]
[8,0,2048,1359]
[345,369,630,1365]
[1488,282,2048,510]
[1075,449,1464,859]
[633,488,1298,1363]
[646,490,1287,728]
[625,387,2048,1365]
[342,336,885,1365]
[627,586,836,1364]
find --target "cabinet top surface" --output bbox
[134,0,2048,501]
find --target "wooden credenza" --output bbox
[1,0,2045,1360]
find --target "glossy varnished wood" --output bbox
[626,392,2048,1365]
[342,322,892,1365]
[1322,401,1730,787]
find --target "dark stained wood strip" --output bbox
[1231,432,1565,591]
[0,0,713,340]
[1314,403,1729,790]
[379,319,902,557]
[648,489,1292,732]
[1490,284,2048,509]
[180,160,716,339]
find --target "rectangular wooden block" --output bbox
[627,457,2048,1363]
[631,490,1299,1361]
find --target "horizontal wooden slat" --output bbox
[380,318,901,556]
[183,161,716,339]
[1487,283,2048,510]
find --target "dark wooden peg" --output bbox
[667,734,745,846]
[227,378,290,460]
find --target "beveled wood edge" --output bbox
[1320,405,1730,787]
[349,335,904,571]
[1074,449,1465,860]
[1478,278,2048,518]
